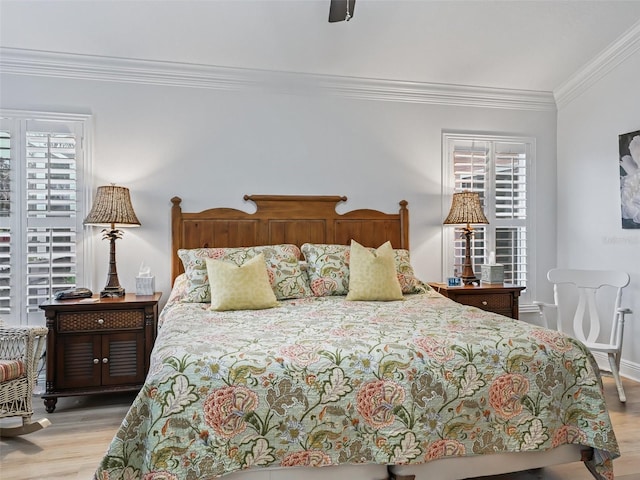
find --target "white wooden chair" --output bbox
[0,322,51,436]
[534,268,632,402]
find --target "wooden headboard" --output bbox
[171,195,409,282]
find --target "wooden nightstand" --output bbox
[39,292,161,413]
[428,283,525,319]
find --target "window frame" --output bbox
[441,132,537,306]
[0,109,93,325]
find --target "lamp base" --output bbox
[461,225,479,286]
[100,286,125,298]
[461,275,479,286]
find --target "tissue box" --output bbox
[481,264,504,284]
[136,276,155,296]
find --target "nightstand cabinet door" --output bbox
[56,334,101,390]
[55,333,144,389]
[101,332,145,386]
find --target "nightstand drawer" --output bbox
[427,283,525,319]
[58,310,144,332]
[460,294,512,311]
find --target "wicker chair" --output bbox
[0,322,51,436]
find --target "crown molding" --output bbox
[554,19,640,110]
[0,47,556,111]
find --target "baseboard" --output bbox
[591,351,640,383]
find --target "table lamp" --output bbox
[84,185,140,297]
[443,191,489,285]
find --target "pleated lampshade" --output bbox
[443,191,489,225]
[84,185,140,228]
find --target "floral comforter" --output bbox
[95,285,619,480]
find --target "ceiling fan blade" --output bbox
[329,0,355,23]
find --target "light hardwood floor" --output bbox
[1,375,639,480]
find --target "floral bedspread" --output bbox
[95,286,619,480]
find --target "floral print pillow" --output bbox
[301,244,352,296]
[301,243,428,296]
[393,248,429,294]
[178,244,312,302]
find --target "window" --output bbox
[0,111,91,324]
[443,133,535,303]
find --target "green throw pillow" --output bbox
[205,254,278,311]
[346,240,403,301]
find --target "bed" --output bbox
[94,195,619,480]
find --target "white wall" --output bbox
[0,66,557,324]
[556,49,640,379]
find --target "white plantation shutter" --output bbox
[26,130,79,313]
[26,228,78,312]
[27,131,77,217]
[443,133,534,303]
[449,139,489,279]
[492,143,528,286]
[0,112,90,324]
[0,131,10,314]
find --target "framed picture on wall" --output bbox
[619,129,640,229]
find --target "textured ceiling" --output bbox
[1,0,640,93]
